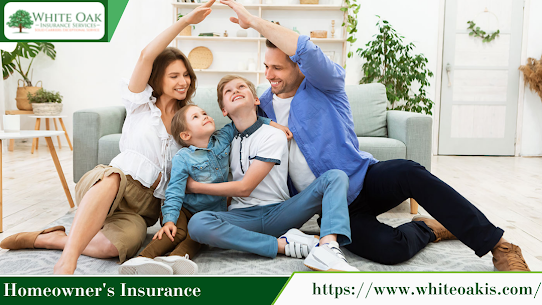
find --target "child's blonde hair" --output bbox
[216,75,258,111]
[171,104,199,147]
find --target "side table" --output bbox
[0,130,75,232]
[29,115,73,154]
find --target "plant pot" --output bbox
[31,103,63,116]
[179,26,191,36]
[15,80,42,111]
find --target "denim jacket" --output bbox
[257,35,378,204]
[162,117,271,225]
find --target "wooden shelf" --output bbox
[175,36,265,41]
[5,110,33,115]
[172,2,346,10]
[193,69,265,73]
[176,36,345,42]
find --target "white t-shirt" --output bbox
[272,94,316,192]
[229,121,290,210]
[109,78,181,199]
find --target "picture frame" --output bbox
[323,51,335,62]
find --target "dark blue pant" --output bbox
[344,159,504,265]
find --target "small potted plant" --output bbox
[27,88,63,115]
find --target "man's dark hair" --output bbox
[265,39,296,67]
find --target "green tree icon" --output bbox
[7,10,34,33]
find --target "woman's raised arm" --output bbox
[128,0,215,93]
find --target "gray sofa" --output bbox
[73,83,432,184]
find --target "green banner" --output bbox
[0,276,289,304]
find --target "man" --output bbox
[218,0,530,271]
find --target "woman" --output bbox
[0,1,215,274]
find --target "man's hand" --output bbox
[270,121,293,141]
[183,0,215,25]
[220,0,257,29]
[153,222,177,242]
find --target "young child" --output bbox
[119,104,289,275]
[185,75,358,272]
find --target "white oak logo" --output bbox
[4,2,105,40]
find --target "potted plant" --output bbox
[1,42,56,110]
[27,88,63,116]
[356,17,434,115]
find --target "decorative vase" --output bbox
[15,80,42,111]
[31,103,63,116]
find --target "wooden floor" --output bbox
[1,142,541,270]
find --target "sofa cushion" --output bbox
[98,133,122,165]
[358,137,406,162]
[346,83,388,138]
[191,86,233,129]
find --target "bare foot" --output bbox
[34,230,67,249]
[53,259,76,275]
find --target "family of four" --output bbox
[0,0,530,274]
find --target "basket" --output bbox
[188,46,213,69]
[15,80,42,111]
[310,30,327,38]
[31,103,63,116]
[301,0,319,4]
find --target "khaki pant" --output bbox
[139,207,201,259]
[75,165,161,263]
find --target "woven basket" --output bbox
[188,46,213,69]
[310,30,327,38]
[15,80,42,111]
[31,103,63,116]
[301,0,319,4]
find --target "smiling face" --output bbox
[160,59,192,102]
[220,78,260,118]
[264,47,304,98]
[181,106,216,143]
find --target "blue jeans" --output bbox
[188,169,351,258]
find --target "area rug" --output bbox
[0,212,494,275]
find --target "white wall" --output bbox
[521,0,542,156]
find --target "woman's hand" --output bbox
[270,121,293,141]
[183,0,215,25]
[153,222,177,242]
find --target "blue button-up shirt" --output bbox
[257,35,378,204]
[163,117,271,225]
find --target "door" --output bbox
[438,0,524,155]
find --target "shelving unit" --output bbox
[172,1,347,84]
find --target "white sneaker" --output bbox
[304,241,359,271]
[118,256,173,275]
[154,254,198,275]
[280,228,320,259]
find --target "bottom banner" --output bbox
[0,276,287,304]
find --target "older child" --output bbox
[186,75,358,271]
[119,104,290,275]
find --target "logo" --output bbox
[4,2,105,40]
[7,10,34,33]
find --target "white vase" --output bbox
[236,29,248,37]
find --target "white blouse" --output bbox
[109,78,182,199]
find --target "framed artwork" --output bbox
[323,51,335,62]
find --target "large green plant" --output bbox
[357,18,434,115]
[2,42,56,86]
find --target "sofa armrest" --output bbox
[386,110,432,171]
[73,106,126,183]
